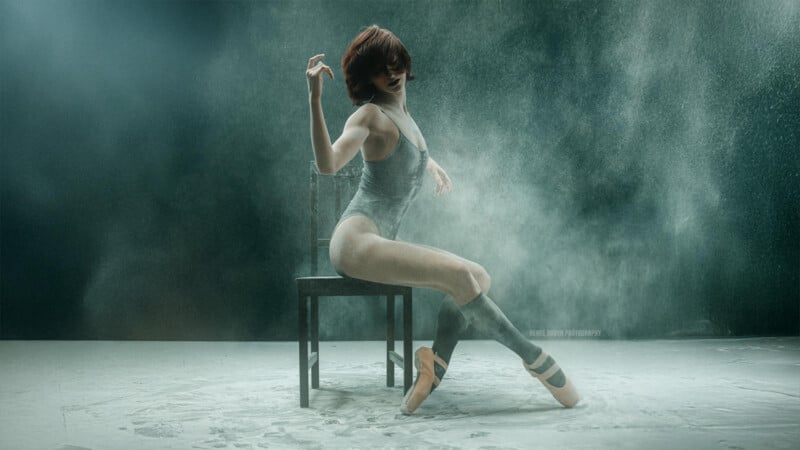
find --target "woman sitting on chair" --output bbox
[306,25,579,414]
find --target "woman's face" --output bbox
[370,65,406,95]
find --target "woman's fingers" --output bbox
[429,167,453,196]
[307,54,333,100]
[438,170,452,193]
[307,62,334,80]
[314,64,333,79]
[307,53,325,70]
[433,172,445,196]
[306,64,321,77]
[307,54,334,79]
[442,176,452,194]
[440,171,449,183]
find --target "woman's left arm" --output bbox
[426,157,453,196]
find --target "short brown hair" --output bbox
[341,25,415,105]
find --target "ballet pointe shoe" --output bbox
[400,347,448,415]
[523,351,580,408]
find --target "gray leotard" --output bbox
[335,106,429,242]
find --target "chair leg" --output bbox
[311,295,319,389]
[298,292,309,407]
[403,290,413,394]
[386,294,395,387]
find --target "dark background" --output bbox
[1,0,798,340]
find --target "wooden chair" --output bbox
[296,161,413,408]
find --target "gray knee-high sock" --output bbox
[459,292,542,365]
[430,296,466,388]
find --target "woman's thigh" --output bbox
[330,216,482,302]
[398,240,491,294]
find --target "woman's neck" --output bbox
[372,90,407,115]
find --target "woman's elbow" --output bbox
[316,161,336,175]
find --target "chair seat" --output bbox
[297,274,414,407]
[296,276,412,296]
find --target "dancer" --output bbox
[306,25,579,414]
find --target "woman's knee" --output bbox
[460,259,491,294]
[474,263,492,294]
[447,262,483,299]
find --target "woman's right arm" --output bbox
[306,54,369,174]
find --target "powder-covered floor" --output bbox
[1,337,798,449]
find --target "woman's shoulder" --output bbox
[349,103,389,130]
[353,102,382,119]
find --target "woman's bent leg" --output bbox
[406,242,542,365]
[460,293,542,363]
[330,217,577,407]
[427,296,465,392]
[404,241,492,294]
[330,217,482,304]
[399,241,490,376]
[332,217,538,363]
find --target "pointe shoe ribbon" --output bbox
[523,351,580,408]
[400,347,448,415]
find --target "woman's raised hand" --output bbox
[307,54,334,101]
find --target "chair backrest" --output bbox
[308,161,362,275]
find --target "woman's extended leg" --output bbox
[332,217,542,361]
[330,217,578,410]
[332,216,541,363]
